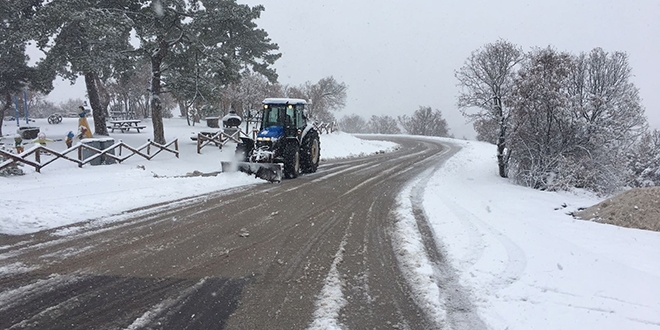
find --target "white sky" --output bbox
[45,0,660,139]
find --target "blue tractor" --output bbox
[223,98,321,182]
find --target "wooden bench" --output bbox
[107,120,147,133]
[107,125,147,133]
[126,125,147,133]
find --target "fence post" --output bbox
[147,139,151,156]
[175,139,179,158]
[197,134,201,154]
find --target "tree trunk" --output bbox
[0,93,10,137]
[149,39,168,145]
[495,96,508,178]
[95,75,111,118]
[179,101,186,118]
[84,72,109,136]
[180,101,191,126]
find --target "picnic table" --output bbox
[107,119,147,133]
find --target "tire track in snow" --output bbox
[392,180,448,329]
[392,141,487,330]
[307,214,353,330]
[442,198,528,292]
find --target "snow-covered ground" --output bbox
[396,139,660,330]
[2,118,659,329]
[0,117,396,234]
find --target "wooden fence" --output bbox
[196,128,255,154]
[0,139,179,173]
[314,121,337,134]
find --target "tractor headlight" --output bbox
[257,137,278,143]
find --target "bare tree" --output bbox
[367,115,400,134]
[565,48,647,192]
[223,72,283,120]
[398,106,451,137]
[339,114,368,133]
[456,39,523,177]
[285,76,347,123]
[57,98,87,116]
[570,48,646,150]
[473,117,499,143]
[508,47,575,190]
[508,46,646,193]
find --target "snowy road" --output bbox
[0,137,472,329]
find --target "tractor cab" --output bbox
[257,98,307,142]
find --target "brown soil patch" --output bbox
[575,187,660,232]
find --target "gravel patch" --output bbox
[575,187,660,232]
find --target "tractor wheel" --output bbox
[283,141,300,179]
[300,130,320,173]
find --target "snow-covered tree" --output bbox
[456,39,523,177]
[367,115,400,134]
[627,129,660,187]
[106,59,152,119]
[472,117,499,143]
[33,0,135,136]
[338,114,368,133]
[0,0,54,136]
[508,47,577,190]
[508,46,647,193]
[129,0,281,144]
[398,106,451,137]
[220,72,283,122]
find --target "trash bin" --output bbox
[81,139,102,166]
[81,138,115,165]
[18,127,40,139]
[206,117,220,128]
[99,138,116,165]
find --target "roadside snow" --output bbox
[0,118,398,235]
[422,139,660,330]
[392,177,447,329]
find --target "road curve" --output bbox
[0,136,479,330]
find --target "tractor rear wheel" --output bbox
[300,130,320,173]
[283,141,300,179]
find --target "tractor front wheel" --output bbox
[283,141,300,179]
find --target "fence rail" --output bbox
[0,139,179,173]
[314,121,337,134]
[196,128,255,154]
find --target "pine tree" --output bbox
[0,0,54,136]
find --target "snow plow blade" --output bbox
[221,161,283,183]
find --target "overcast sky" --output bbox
[47,0,659,139]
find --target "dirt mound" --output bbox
[575,187,660,232]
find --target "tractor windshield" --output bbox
[262,105,295,129]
